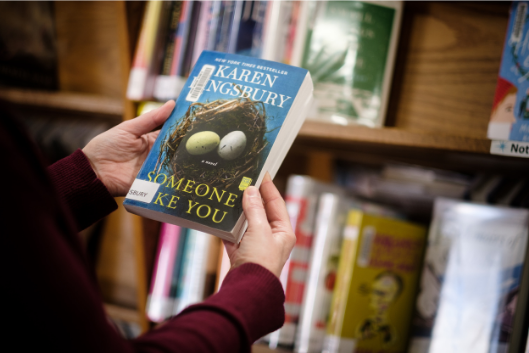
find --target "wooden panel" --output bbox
[96,198,140,309]
[299,120,490,153]
[390,2,510,138]
[0,88,123,115]
[54,2,124,97]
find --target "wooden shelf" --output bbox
[298,120,491,154]
[0,88,124,116]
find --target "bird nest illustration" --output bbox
[154,95,268,193]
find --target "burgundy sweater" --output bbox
[1,113,284,352]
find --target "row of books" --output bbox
[144,171,529,352]
[265,175,529,353]
[146,225,220,322]
[127,0,403,128]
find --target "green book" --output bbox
[301,1,402,127]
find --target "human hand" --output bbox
[83,100,175,197]
[223,172,296,278]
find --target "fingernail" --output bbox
[246,186,258,198]
[263,172,271,182]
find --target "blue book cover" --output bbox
[489,2,529,142]
[124,50,312,242]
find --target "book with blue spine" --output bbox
[124,50,313,243]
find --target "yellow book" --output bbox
[324,211,426,353]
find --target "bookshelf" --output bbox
[2,0,527,350]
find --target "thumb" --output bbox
[243,186,269,232]
[122,100,175,137]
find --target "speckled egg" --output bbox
[185,131,220,155]
[218,131,247,160]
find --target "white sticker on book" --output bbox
[126,179,160,203]
[186,64,215,102]
[490,140,529,158]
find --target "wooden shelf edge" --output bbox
[0,88,124,116]
[299,120,491,154]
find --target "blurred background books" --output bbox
[1,1,529,353]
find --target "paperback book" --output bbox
[295,193,348,353]
[301,1,402,127]
[324,210,426,353]
[488,2,529,143]
[124,51,313,242]
[408,198,529,353]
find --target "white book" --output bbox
[295,193,348,353]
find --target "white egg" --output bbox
[186,131,220,155]
[218,131,247,160]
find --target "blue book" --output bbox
[489,2,529,157]
[124,51,313,243]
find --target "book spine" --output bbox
[173,230,212,314]
[126,1,163,100]
[160,1,184,77]
[269,176,316,348]
[167,228,188,312]
[295,193,347,353]
[146,223,181,322]
[323,211,363,353]
[214,1,235,52]
[191,1,213,68]
[181,1,202,77]
[244,1,268,58]
[154,1,192,101]
[283,1,301,64]
[227,0,244,54]
[206,1,222,51]
[289,1,310,67]
[260,0,282,61]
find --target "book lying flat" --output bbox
[124,50,313,243]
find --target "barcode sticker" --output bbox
[126,179,160,203]
[186,64,215,102]
[357,226,375,267]
[511,3,527,44]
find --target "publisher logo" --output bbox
[239,177,252,191]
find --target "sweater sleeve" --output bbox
[47,149,117,231]
[133,263,285,353]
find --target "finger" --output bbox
[243,186,270,232]
[122,100,175,137]
[260,172,290,226]
[222,239,237,257]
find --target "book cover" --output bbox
[408,198,529,353]
[488,2,529,143]
[295,193,348,353]
[0,2,58,90]
[301,1,402,127]
[324,210,426,353]
[124,51,313,242]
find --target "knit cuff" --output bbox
[47,149,117,230]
